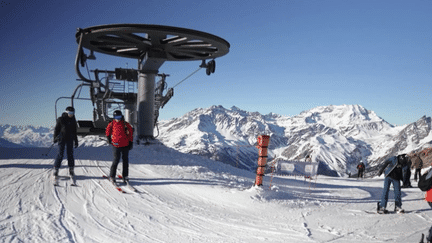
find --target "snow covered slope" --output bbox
[1,144,431,242]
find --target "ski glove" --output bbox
[107,136,112,145]
[128,141,133,150]
[74,141,78,148]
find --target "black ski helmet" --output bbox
[113,110,123,118]
[66,106,75,112]
[113,110,122,116]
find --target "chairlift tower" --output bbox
[74,24,230,143]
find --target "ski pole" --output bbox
[43,142,56,156]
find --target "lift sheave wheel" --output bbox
[76,24,230,61]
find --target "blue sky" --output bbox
[1,0,431,127]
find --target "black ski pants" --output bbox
[110,146,129,179]
[54,140,74,169]
[357,169,364,178]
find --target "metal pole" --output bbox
[137,71,156,140]
[124,103,135,124]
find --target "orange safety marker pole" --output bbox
[254,135,270,186]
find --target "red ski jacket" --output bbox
[426,189,432,202]
[106,120,133,148]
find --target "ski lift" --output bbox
[58,24,230,140]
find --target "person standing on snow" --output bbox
[53,106,79,178]
[304,155,312,179]
[105,110,134,183]
[377,154,406,214]
[411,152,423,182]
[357,161,365,179]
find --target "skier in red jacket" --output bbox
[424,169,432,209]
[105,110,134,183]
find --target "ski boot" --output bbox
[69,167,75,177]
[53,168,59,186]
[53,168,59,177]
[69,167,77,186]
[377,202,388,214]
[395,206,405,214]
[377,207,388,214]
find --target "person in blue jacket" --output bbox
[377,154,407,214]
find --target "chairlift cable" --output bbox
[171,67,203,89]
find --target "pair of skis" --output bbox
[52,171,139,193]
[364,202,406,214]
[53,175,77,187]
[102,175,140,193]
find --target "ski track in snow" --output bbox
[0,145,431,243]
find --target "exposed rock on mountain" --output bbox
[158,105,432,176]
[2,104,431,176]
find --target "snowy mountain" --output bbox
[381,116,432,161]
[158,104,432,176]
[2,104,432,176]
[157,105,288,171]
[0,125,53,147]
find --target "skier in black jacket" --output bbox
[357,161,366,178]
[377,154,406,214]
[53,106,79,177]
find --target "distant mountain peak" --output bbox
[2,105,431,177]
[158,104,432,176]
[230,106,242,111]
[0,125,53,147]
[298,104,390,128]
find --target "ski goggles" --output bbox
[114,115,122,120]
[67,111,74,115]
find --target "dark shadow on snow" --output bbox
[0,163,52,170]
[264,175,428,207]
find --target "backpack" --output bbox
[418,169,432,191]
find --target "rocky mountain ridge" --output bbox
[157,105,432,175]
[0,125,53,147]
[2,104,432,176]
